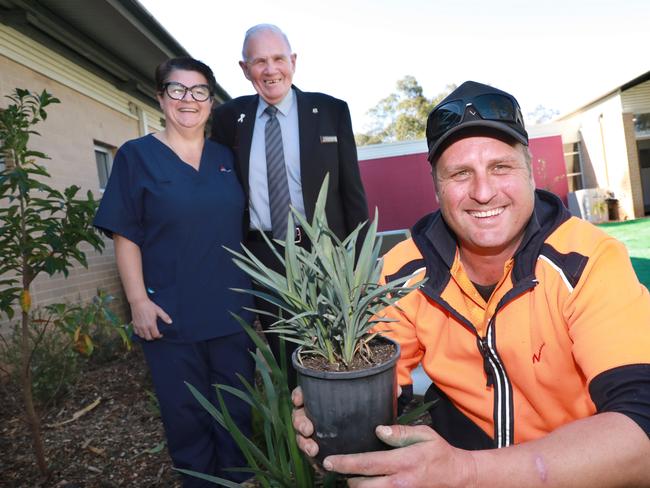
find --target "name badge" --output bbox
[320,136,338,144]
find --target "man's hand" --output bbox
[130,297,172,341]
[292,386,477,487]
[291,387,319,457]
[323,424,478,488]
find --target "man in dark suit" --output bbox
[211,24,368,386]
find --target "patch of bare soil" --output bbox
[0,348,183,487]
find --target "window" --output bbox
[634,113,650,137]
[563,142,584,192]
[94,144,114,190]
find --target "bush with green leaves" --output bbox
[1,317,80,408]
[0,88,106,477]
[227,175,421,369]
[0,291,131,408]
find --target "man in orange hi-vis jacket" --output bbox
[292,81,650,487]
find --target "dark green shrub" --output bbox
[2,319,80,408]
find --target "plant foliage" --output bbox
[180,318,316,487]
[227,175,422,368]
[0,291,130,407]
[356,76,455,145]
[0,87,106,476]
[0,88,104,318]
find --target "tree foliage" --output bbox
[0,88,105,477]
[356,76,455,146]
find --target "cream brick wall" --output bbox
[0,36,163,331]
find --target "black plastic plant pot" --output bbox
[292,336,399,462]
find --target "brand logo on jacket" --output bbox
[532,342,546,363]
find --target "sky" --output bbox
[138,0,649,133]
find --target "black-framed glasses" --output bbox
[427,93,525,142]
[163,82,212,102]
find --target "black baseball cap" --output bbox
[426,81,528,163]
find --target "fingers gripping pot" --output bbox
[293,337,400,461]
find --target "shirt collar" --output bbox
[257,88,295,118]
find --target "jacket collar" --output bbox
[411,189,572,293]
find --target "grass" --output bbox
[597,218,650,288]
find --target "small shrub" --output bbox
[2,317,80,408]
[0,291,131,408]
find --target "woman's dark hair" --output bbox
[155,57,217,96]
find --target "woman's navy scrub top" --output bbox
[93,134,254,343]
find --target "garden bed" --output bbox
[0,348,182,487]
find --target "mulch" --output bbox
[0,345,431,488]
[0,348,183,487]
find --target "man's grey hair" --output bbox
[242,24,292,61]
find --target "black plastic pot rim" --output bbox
[292,336,400,380]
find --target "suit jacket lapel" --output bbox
[295,86,319,218]
[238,96,259,196]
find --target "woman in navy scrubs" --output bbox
[94,57,254,486]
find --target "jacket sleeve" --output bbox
[590,364,650,438]
[565,236,650,382]
[564,234,650,437]
[373,246,427,387]
[335,101,369,235]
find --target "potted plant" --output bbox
[228,176,421,461]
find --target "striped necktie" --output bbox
[264,105,291,240]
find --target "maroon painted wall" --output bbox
[529,135,569,203]
[358,135,567,232]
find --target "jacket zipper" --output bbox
[424,280,537,448]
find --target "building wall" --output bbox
[559,92,642,220]
[0,24,164,329]
[622,112,645,217]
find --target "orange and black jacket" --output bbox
[380,190,650,449]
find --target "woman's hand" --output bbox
[129,297,172,341]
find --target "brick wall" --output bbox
[1,56,142,331]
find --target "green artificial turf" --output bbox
[598,218,650,288]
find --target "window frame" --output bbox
[563,141,584,192]
[94,143,114,191]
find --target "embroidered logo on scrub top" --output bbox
[219,165,232,173]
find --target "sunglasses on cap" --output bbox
[426,92,527,161]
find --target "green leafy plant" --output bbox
[180,319,434,487]
[227,175,420,369]
[0,88,105,477]
[0,290,130,407]
[180,319,316,487]
[1,316,80,408]
[47,289,131,359]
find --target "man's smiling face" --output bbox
[239,29,296,105]
[434,135,535,259]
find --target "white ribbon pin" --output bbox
[238,113,246,123]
